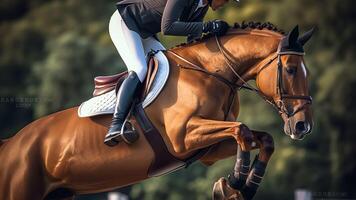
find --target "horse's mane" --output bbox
[172,21,285,49]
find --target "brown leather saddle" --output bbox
[92,53,210,177]
[93,56,159,99]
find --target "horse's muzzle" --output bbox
[284,119,313,140]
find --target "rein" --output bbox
[166,50,241,120]
[167,34,313,119]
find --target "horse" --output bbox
[0,22,314,200]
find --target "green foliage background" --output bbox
[0,0,355,199]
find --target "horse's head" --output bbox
[256,26,315,140]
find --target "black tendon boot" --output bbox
[104,71,141,146]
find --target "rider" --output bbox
[105,0,237,145]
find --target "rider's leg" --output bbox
[109,10,148,82]
[141,36,166,54]
[105,11,147,146]
[105,71,141,145]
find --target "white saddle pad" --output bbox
[78,51,169,117]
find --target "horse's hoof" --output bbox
[122,130,139,144]
[213,177,244,200]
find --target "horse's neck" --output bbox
[173,33,281,83]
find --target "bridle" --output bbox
[270,52,312,118]
[215,35,312,118]
[166,34,312,119]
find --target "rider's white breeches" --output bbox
[109,10,165,82]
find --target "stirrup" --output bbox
[104,120,139,146]
[120,120,139,144]
[104,128,124,146]
[104,103,139,146]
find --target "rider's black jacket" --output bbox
[116,0,209,41]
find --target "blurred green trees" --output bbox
[0,0,355,199]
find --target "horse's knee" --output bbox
[235,124,254,150]
[262,133,274,156]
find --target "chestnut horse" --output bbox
[0,23,314,200]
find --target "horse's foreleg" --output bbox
[199,139,260,166]
[182,117,254,153]
[196,130,274,200]
[228,130,275,200]
[183,118,274,200]
[198,139,259,200]
[199,138,238,166]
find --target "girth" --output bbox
[132,104,211,177]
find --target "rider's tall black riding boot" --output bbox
[104,71,141,146]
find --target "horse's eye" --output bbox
[286,67,297,75]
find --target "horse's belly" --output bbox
[60,122,155,193]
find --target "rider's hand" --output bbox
[203,20,229,36]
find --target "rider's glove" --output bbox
[202,20,229,36]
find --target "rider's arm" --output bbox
[186,7,208,42]
[161,0,204,37]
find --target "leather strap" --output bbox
[134,104,211,177]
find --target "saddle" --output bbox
[91,53,210,177]
[93,55,159,99]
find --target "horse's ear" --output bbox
[287,25,300,45]
[298,27,316,46]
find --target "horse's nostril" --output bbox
[295,121,307,134]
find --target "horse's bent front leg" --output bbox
[228,131,275,200]
[182,117,254,154]
[182,118,273,200]
[197,138,256,200]
[197,130,274,200]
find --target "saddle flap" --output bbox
[93,71,128,97]
[94,72,127,85]
[141,56,159,99]
[92,56,160,98]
